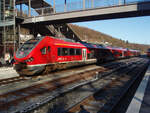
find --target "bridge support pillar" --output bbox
[64,0,67,12]
[83,0,85,10]
[92,0,94,8]
[20,4,22,16]
[124,0,126,4]
[18,24,21,48]
[119,0,126,5]
[53,0,55,13]
[119,0,122,5]
[28,0,31,17]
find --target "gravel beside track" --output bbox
[68,59,149,113]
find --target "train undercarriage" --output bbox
[14,59,97,76]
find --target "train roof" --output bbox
[51,36,76,43]
[128,49,140,52]
[40,36,140,52]
[47,36,85,47]
[81,42,111,50]
[106,46,140,52]
[106,46,127,51]
[47,36,108,49]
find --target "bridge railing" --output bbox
[19,0,150,17]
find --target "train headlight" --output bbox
[25,57,34,62]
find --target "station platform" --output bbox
[126,63,150,113]
[0,67,18,80]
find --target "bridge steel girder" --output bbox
[23,1,150,25]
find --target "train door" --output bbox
[122,51,124,58]
[82,49,87,61]
[40,47,48,63]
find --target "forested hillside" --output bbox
[69,24,150,53]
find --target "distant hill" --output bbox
[69,24,150,53]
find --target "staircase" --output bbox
[52,24,81,42]
[19,0,81,42]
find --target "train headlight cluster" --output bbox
[25,57,34,62]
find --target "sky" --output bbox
[73,16,150,45]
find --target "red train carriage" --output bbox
[127,49,140,57]
[106,46,134,59]
[14,36,97,75]
[81,42,114,62]
[14,36,140,76]
[109,47,127,59]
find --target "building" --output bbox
[0,0,16,62]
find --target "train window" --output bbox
[48,46,51,52]
[41,47,46,55]
[114,51,118,55]
[70,48,75,55]
[62,48,69,56]
[119,52,122,56]
[58,48,61,56]
[76,49,81,55]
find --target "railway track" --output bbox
[0,57,148,113]
[0,57,133,86]
[29,57,149,113]
[0,76,29,86]
[67,59,149,113]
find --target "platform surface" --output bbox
[0,67,19,80]
[126,63,150,113]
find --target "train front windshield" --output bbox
[16,38,41,58]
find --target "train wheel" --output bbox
[42,65,53,74]
[57,63,67,70]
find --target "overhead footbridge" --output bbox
[23,0,150,25]
[15,0,82,41]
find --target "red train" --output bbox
[147,48,150,57]
[14,36,140,76]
